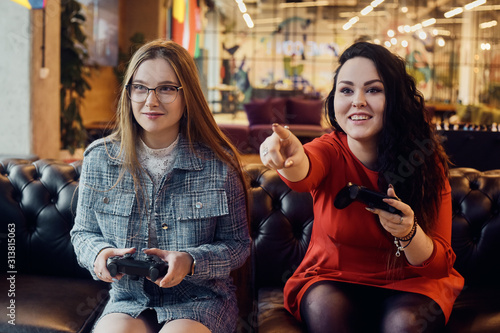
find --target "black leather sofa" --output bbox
[238,164,500,333]
[0,159,108,333]
[1,159,500,333]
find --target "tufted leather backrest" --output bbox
[449,167,500,286]
[2,160,499,287]
[0,158,90,279]
[245,164,314,290]
[245,164,500,291]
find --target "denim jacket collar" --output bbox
[102,134,203,171]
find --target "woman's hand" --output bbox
[260,124,309,182]
[93,247,136,282]
[372,186,415,238]
[143,248,194,288]
[367,186,434,265]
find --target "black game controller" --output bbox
[334,182,402,215]
[107,254,168,281]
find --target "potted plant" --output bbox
[60,0,91,155]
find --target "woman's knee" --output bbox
[159,319,211,333]
[381,294,445,333]
[300,281,356,332]
[94,313,156,333]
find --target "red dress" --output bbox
[281,131,464,323]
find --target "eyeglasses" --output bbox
[126,84,183,104]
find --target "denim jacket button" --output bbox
[161,223,168,230]
[103,197,109,204]
[195,202,203,209]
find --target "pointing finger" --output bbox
[272,123,292,141]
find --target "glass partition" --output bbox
[201,0,499,126]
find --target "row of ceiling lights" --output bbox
[235,0,254,28]
[344,0,488,31]
[343,0,494,49]
[236,0,495,36]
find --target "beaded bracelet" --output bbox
[394,217,418,257]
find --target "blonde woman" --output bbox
[71,40,250,333]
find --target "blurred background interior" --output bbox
[1,0,499,169]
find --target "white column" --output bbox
[458,10,477,105]
[0,1,32,156]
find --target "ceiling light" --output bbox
[384,41,392,48]
[342,22,352,30]
[481,43,491,50]
[387,29,395,37]
[279,1,329,8]
[465,0,486,11]
[349,16,360,24]
[401,40,408,47]
[419,31,427,40]
[437,37,446,47]
[243,13,254,28]
[422,18,436,27]
[238,2,247,13]
[343,17,359,30]
[479,20,497,29]
[434,29,451,36]
[371,0,384,7]
[361,6,373,15]
[410,23,422,32]
[444,8,464,18]
[401,6,408,13]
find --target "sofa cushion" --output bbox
[445,285,500,333]
[0,159,89,278]
[0,275,109,333]
[219,124,253,154]
[244,98,286,126]
[286,98,324,125]
[257,288,305,333]
[245,164,313,290]
[448,168,500,286]
[286,124,328,138]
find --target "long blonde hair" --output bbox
[109,39,248,209]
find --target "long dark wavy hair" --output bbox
[326,42,449,234]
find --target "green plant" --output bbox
[113,32,146,84]
[60,0,91,154]
[456,104,500,125]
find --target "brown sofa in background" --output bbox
[220,96,331,154]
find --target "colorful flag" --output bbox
[9,0,45,9]
[171,0,186,48]
[171,0,200,57]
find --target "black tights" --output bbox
[300,281,445,333]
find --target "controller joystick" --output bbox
[107,254,168,281]
[334,182,402,215]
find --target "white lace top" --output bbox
[137,135,180,189]
[136,136,180,247]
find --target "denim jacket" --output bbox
[70,135,250,330]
